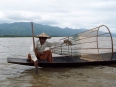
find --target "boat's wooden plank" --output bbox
[80,54,103,61]
[80,52,116,61]
[7,56,86,64]
[7,57,116,67]
[7,57,34,66]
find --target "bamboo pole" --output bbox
[31,22,38,74]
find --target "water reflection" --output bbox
[5,66,116,87]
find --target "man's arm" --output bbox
[30,40,38,61]
[30,41,38,68]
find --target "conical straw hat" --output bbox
[35,32,51,38]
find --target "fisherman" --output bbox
[28,32,72,67]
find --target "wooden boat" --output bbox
[7,52,116,67]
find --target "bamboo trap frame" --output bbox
[52,25,114,61]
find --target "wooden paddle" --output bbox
[31,22,38,74]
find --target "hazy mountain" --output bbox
[0,22,116,37]
[0,22,86,36]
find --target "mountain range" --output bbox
[0,22,116,37]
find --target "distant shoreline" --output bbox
[1,35,116,37]
[0,36,63,38]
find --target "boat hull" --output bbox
[7,56,116,67]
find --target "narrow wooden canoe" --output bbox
[7,52,116,67]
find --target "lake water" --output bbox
[0,37,116,87]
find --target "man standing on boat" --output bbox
[28,32,72,67]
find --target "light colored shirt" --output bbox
[30,40,64,61]
[35,40,51,53]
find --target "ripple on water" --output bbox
[0,37,116,87]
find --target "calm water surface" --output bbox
[0,37,116,87]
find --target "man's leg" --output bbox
[27,54,34,62]
[40,50,53,62]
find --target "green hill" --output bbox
[0,22,116,37]
[0,22,86,37]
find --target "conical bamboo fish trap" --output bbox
[52,25,113,61]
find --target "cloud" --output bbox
[0,0,116,33]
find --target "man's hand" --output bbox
[34,60,38,74]
[34,60,38,67]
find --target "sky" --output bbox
[0,0,116,33]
